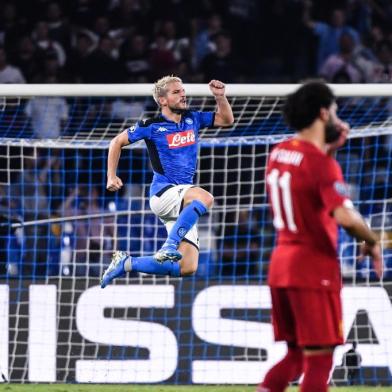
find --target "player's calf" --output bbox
[301,351,333,392]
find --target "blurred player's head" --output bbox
[283,80,341,143]
[153,75,187,114]
[331,8,345,28]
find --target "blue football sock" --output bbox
[131,255,181,277]
[166,200,208,247]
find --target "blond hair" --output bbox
[153,75,182,106]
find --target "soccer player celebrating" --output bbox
[101,75,234,288]
[258,81,382,392]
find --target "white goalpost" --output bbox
[0,83,391,385]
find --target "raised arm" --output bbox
[107,130,130,192]
[333,205,383,278]
[326,121,350,156]
[209,80,234,127]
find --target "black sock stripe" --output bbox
[193,207,202,217]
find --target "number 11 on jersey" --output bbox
[267,169,298,232]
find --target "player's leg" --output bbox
[290,289,343,392]
[101,185,204,287]
[100,217,200,288]
[100,240,198,288]
[177,235,199,275]
[258,343,303,392]
[155,186,213,261]
[301,347,334,392]
[257,288,303,392]
[100,251,181,288]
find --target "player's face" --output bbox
[325,103,342,143]
[164,82,187,114]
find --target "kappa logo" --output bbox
[166,130,196,149]
[185,118,193,125]
[157,127,168,132]
[128,125,136,133]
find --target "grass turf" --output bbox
[0,386,391,392]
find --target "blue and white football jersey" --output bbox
[127,111,215,197]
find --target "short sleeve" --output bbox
[319,158,351,213]
[195,111,215,128]
[127,121,152,144]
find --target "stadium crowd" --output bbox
[0,0,391,280]
[0,0,391,84]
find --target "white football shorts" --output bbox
[149,184,199,249]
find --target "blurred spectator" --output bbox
[176,60,195,82]
[32,50,68,83]
[11,155,57,276]
[0,3,27,58]
[25,96,68,139]
[83,35,123,83]
[304,4,361,71]
[0,46,25,83]
[71,0,106,28]
[319,32,364,83]
[149,34,177,81]
[342,342,362,385]
[109,0,149,33]
[149,0,205,22]
[279,0,317,82]
[46,2,71,51]
[66,31,95,82]
[13,36,45,83]
[346,0,373,36]
[119,34,150,82]
[367,0,392,34]
[59,186,114,276]
[220,210,261,276]
[0,184,22,276]
[32,21,67,66]
[368,40,392,83]
[0,1,390,83]
[93,16,111,38]
[225,0,260,61]
[92,15,124,49]
[111,97,145,119]
[192,13,223,69]
[158,19,190,63]
[200,31,243,82]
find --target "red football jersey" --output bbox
[266,138,351,290]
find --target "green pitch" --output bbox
[0,386,391,392]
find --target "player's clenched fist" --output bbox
[107,175,123,191]
[209,80,226,97]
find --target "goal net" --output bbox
[0,84,391,385]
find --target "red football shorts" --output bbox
[270,287,344,347]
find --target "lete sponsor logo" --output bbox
[167,130,196,149]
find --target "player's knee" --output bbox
[203,193,214,209]
[304,345,334,353]
[184,188,214,209]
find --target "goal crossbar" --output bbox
[1,83,392,97]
